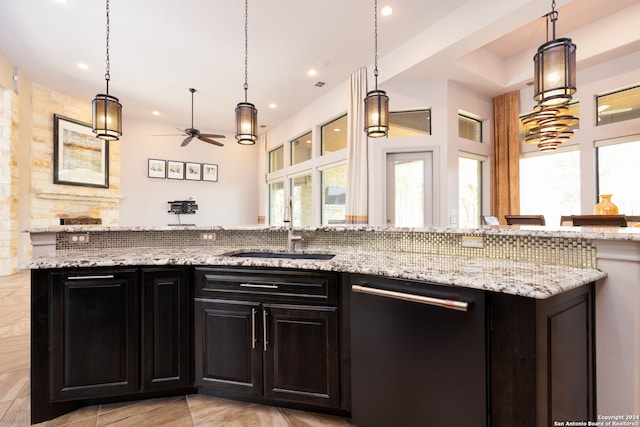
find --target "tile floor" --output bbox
[0,270,356,426]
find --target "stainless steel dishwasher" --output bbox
[350,275,487,427]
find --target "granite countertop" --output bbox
[24,246,606,300]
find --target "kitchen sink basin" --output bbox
[228,251,335,260]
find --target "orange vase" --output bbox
[594,194,619,215]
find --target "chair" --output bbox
[504,215,546,226]
[560,215,574,226]
[481,215,500,225]
[570,215,627,227]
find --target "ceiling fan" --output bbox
[157,88,225,147]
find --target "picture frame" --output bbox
[147,158,166,178]
[53,114,109,188]
[185,162,202,181]
[167,160,185,180]
[202,163,218,182]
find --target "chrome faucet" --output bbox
[284,197,302,252]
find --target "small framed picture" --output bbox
[185,162,202,181]
[148,158,166,178]
[167,160,184,180]
[202,163,218,182]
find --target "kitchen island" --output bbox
[24,225,640,426]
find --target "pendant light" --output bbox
[92,0,122,141]
[364,0,389,138]
[533,0,576,107]
[235,0,258,145]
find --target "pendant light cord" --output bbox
[373,0,379,90]
[545,0,558,42]
[105,0,111,93]
[243,0,249,103]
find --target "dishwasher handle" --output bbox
[352,284,470,312]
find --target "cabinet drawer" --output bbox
[194,267,337,305]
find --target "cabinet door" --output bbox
[263,304,340,408]
[194,298,262,397]
[141,268,191,392]
[50,270,139,401]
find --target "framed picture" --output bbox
[167,160,184,180]
[202,163,218,182]
[53,114,109,188]
[185,162,202,181]
[148,158,166,178]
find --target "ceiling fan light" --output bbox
[235,102,258,145]
[92,93,122,141]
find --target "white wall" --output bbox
[119,117,260,226]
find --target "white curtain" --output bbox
[345,67,368,224]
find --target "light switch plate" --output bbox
[461,235,484,248]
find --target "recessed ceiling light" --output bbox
[152,111,160,116]
[269,103,277,109]
[77,63,89,70]
[381,6,393,16]
[305,140,311,144]
[308,69,317,77]
[333,128,341,132]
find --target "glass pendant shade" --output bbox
[533,38,576,106]
[92,93,122,141]
[235,102,258,145]
[364,89,389,138]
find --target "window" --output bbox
[458,114,482,142]
[520,150,580,226]
[321,164,346,225]
[269,146,284,173]
[291,173,313,226]
[458,157,482,228]
[597,85,640,126]
[268,181,285,225]
[321,115,347,154]
[386,152,434,227]
[596,137,640,214]
[291,131,312,165]
[388,110,431,137]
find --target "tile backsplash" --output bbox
[53,227,597,269]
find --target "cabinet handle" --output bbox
[352,284,470,312]
[240,283,279,289]
[67,275,115,280]
[251,308,257,350]
[262,308,269,352]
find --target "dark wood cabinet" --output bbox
[263,303,339,408]
[194,299,263,396]
[31,267,193,424]
[49,269,139,402]
[194,267,342,410]
[490,283,596,427]
[141,268,192,392]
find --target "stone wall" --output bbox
[29,83,121,228]
[0,88,18,274]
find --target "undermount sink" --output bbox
[227,251,335,260]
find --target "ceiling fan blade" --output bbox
[181,136,194,147]
[200,133,226,139]
[199,136,224,147]
[176,128,188,133]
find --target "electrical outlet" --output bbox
[461,235,484,248]
[200,232,216,241]
[68,233,89,244]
